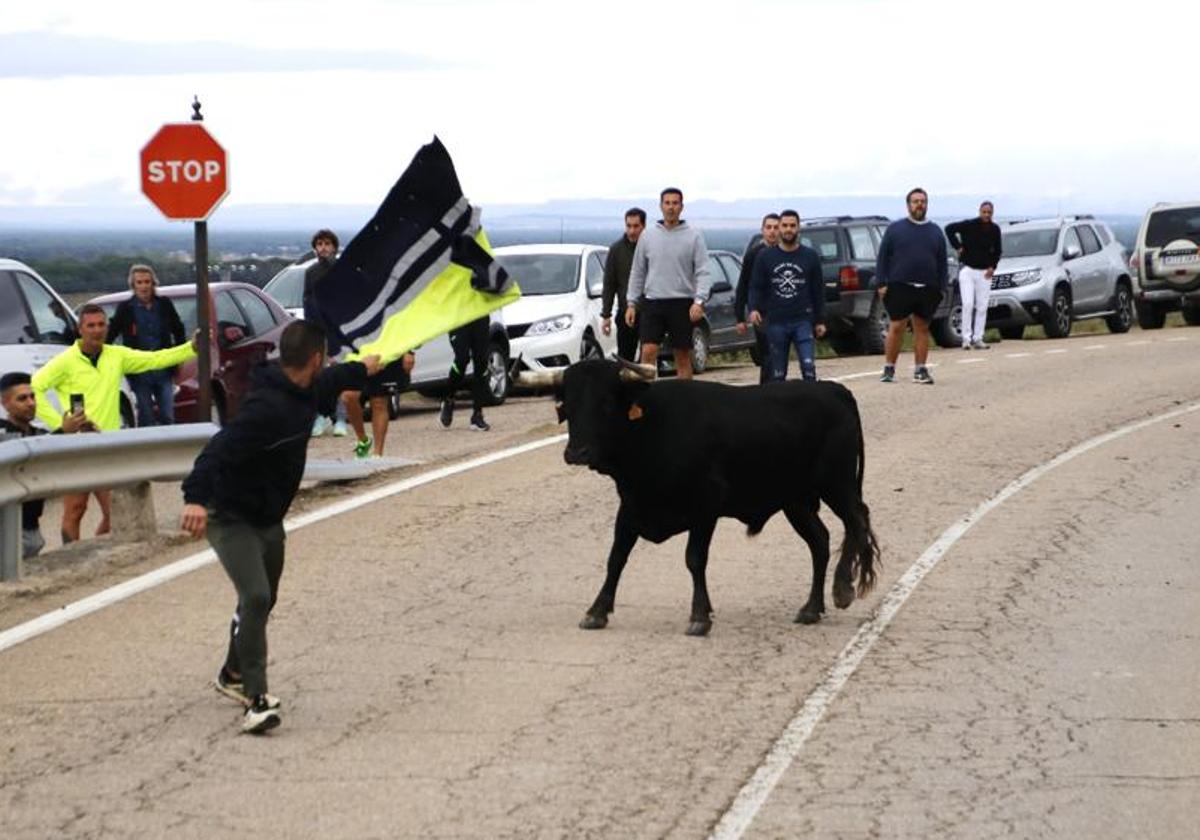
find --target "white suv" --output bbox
[0,259,88,422]
[1129,202,1200,328]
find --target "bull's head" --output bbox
[516,358,656,474]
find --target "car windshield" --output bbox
[1146,208,1200,249]
[494,254,579,295]
[1002,229,1059,258]
[95,295,200,343]
[263,264,307,309]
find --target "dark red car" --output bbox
[88,282,293,424]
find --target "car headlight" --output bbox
[525,314,573,336]
[1009,268,1042,286]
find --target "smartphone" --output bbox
[69,393,85,415]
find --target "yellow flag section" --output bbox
[347,230,520,364]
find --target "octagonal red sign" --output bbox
[140,123,228,221]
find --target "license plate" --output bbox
[1162,253,1199,265]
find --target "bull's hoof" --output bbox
[794,608,823,625]
[579,613,608,630]
[685,620,712,637]
[832,580,855,610]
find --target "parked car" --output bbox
[263,255,512,407]
[787,216,963,355]
[0,258,138,427]
[496,244,617,373]
[1129,202,1200,328]
[986,216,1133,340]
[89,282,292,424]
[641,248,754,374]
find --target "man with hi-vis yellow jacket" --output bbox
[31,302,200,543]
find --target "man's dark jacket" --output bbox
[944,217,1003,270]
[182,360,367,526]
[602,236,637,318]
[107,295,186,350]
[735,234,767,322]
[302,257,341,353]
[0,419,54,529]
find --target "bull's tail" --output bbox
[852,501,881,597]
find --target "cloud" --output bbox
[0,31,440,78]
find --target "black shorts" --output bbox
[639,298,694,350]
[362,358,410,399]
[883,284,942,322]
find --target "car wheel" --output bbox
[387,390,402,420]
[119,394,136,429]
[1105,283,1135,333]
[483,341,510,406]
[209,388,226,426]
[1135,300,1166,330]
[1043,286,1072,338]
[852,297,889,355]
[931,292,964,348]
[580,331,603,362]
[999,324,1025,341]
[828,332,861,357]
[1182,301,1200,326]
[691,325,711,373]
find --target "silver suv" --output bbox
[1129,202,1200,328]
[986,217,1133,340]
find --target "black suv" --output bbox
[792,216,963,354]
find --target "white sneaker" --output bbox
[332,420,349,437]
[242,696,281,734]
[311,416,331,437]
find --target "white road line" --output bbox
[1128,340,1151,346]
[1005,352,1032,358]
[0,435,568,655]
[1083,345,1107,350]
[707,398,1200,840]
[957,357,988,365]
[1044,348,1068,354]
[1167,336,1190,342]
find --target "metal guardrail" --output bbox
[0,425,419,581]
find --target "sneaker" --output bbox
[310,416,331,438]
[214,668,280,710]
[332,420,349,437]
[880,365,895,383]
[242,695,281,734]
[962,343,972,351]
[439,399,454,429]
[971,340,990,350]
[469,412,490,432]
[914,367,935,385]
[354,437,372,459]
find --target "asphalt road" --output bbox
[2,328,1198,839]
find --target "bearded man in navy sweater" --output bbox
[874,188,948,384]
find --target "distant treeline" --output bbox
[24,254,293,295]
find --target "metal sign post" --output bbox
[190,98,212,421]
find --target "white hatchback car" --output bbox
[493,244,615,373]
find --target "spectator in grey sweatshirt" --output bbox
[625,188,711,379]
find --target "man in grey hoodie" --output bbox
[624,187,711,379]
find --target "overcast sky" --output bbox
[2,0,1196,218]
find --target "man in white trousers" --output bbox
[945,201,1002,349]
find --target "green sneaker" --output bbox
[354,437,372,459]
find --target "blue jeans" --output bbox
[129,370,175,426]
[765,319,817,382]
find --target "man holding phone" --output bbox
[31,303,201,542]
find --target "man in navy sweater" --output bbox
[748,210,826,381]
[874,188,948,384]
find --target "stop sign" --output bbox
[140,123,228,221]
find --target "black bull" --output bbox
[521,359,881,636]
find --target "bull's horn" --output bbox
[514,368,565,388]
[616,358,657,381]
